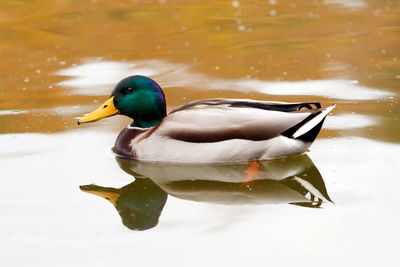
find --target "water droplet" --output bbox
[238,25,246,31]
[269,10,277,16]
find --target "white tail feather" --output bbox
[292,105,335,138]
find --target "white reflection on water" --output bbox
[235,79,392,100]
[324,113,378,129]
[56,59,189,95]
[323,0,366,9]
[0,105,98,123]
[0,110,28,115]
[56,59,394,100]
[1,130,399,266]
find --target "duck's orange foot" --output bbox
[242,161,260,185]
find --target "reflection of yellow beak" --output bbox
[80,185,120,206]
[78,96,119,124]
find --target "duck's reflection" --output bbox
[80,178,167,231]
[80,155,332,231]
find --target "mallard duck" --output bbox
[78,75,335,163]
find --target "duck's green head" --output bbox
[78,75,167,128]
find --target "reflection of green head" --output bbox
[80,178,167,231]
[117,179,167,230]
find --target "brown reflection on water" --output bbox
[0,0,399,140]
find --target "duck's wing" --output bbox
[169,98,321,113]
[151,99,331,143]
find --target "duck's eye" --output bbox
[125,87,134,94]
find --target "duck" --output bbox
[78,75,335,163]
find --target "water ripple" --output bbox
[56,59,394,100]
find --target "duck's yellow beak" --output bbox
[78,96,119,124]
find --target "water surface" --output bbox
[1,0,399,266]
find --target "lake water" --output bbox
[1,0,399,266]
